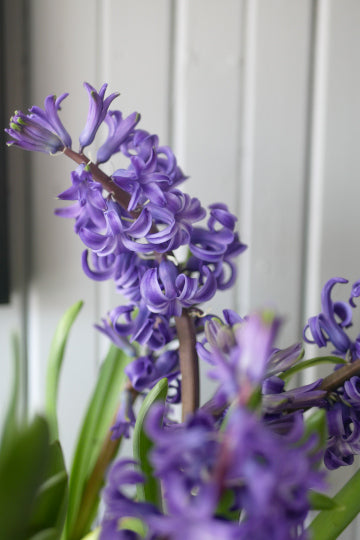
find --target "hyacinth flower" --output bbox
[6,93,72,154]
[9,82,360,540]
[79,82,120,151]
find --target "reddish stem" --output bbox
[175,311,200,420]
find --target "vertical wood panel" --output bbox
[307,2,360,538]
[238,0,313,346]
[28,0,99,463]
[173,0,244,317]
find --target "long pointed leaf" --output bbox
[133,378,168,507]
[28,441,68,539]
[66,345,133,539]
[309,468,360,539]
[1,334,21,452]
[0,416,50,539]
[46,301,83,441]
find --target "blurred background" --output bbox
[1,1,360,536]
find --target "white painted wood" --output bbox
[238,0,313,347]
[27,0,100,464]
[305,2,360,538]
[172,0,244,319]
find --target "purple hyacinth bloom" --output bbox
[79,82,119,151]
[266,342,304,377]
[97,110,140,164]
[324,402,360,469]
[125,351,178,392]
[6,93,72,154]
[146,405,219,487]
[101,459,158,539]
[349,279,360,307]
[262,377,326,413]
[344,376,360,409]
[100,301,174,352]
[221,407,325,539]
[304,277,352,355]
[145,191,206,253]
[56,164,107,233]
[140,260,216,317]
[113,150,171,211]
[198,312,281,405]
[147,481,240,540]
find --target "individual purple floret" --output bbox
[141,402,324,539]
[221,407,325,539]
[6,94,72,154]
[56,164,107,232]
[140,260,216,317]
[97,110,140,164]
[303,277,353,356]
[101,459,159,539]
[125,350,179,392]
[197,311,281,405]
[79,82,119,151]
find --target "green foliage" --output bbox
[309,469,360,539]
[133,378,168,508]
[46,301,84,442]
[309,490,342,511]
[215,489,241,521]
[0,415,67,540]
[280,356,346,381]
[65,345,133,539]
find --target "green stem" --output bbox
[280,356,346,381]
[308,468,360,539]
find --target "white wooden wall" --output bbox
[2,1,360,537]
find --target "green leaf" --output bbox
[0,416,50,539]
[304,408,328,451]
[66,345,133,539]
[309,490,343,511]
[1,334,21,452]
[29,462,68,538]
[309,468,360,539]
[28,530,59,540]
[133,378,168,508]
[120,517,147,537]
[80,528,99,540]
[46,301,83,442]
[280,356,346,380]
[215,489,241,521]
[28,440,68,538]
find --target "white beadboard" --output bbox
[27,0,100,464]
[238,0,314,346]
[1,1,360,534]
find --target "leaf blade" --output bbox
[133,378,168,507]
[45,301,83,442]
